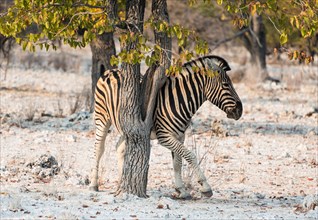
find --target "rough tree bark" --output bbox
[89,0,117,111]
[118,0,171,197]
[241,14,269,83]
[141,0,172,122]
[117,0,148,197]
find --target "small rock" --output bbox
[65,135,77,142]
[68,111,90,122]
[296,144,308,152]
[8,130,16,135]
[244,128,254,134]
[27,154,60,178]
[303,194,318,210]
[0,165,6,171]
[279,152,291,159]
[34,137,46,144]
[307,129,317,137]
[254,192,265,199]
[157,197,179,210]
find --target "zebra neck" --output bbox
[178,70,206,118]
[204,77,220,108]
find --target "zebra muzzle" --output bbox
[226,101,243,120]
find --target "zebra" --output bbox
[90,55,243,199]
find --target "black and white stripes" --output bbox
[90,55,242,198]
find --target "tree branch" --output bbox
[142,0,171,125]
[210,27,249,51]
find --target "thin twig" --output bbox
[55,11,105,37]
[267,15,282,35]
[210,28,249,51]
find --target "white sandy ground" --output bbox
[1,47,318,219]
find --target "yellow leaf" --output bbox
[250,4,257,16]
[280,33,288,45]
[295,16,299,29]
[293,50,299,60]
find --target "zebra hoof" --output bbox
[89,186,99,191]
[201,190,213,198]
[173,189,192,200]
[178,192,192,200]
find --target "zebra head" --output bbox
[204,56,243,120]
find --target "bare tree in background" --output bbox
[240,14,270,83]
[0,0,14,78]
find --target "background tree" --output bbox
[89,1,117,112]
[0,0,14,78]
[216,0,317,80]
[183,0,317,83]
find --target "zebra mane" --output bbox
[183,55,231,72]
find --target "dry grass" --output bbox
[69,88,91,115]
[23,103,36,121]
[182,123,219,190]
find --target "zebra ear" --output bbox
[206,56,231,72]
[206,58,222,72]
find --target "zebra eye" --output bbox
[222,82,229,87]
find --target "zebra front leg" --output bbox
[187,151,213,197]
[172,152,191,199]
[159,135,212,197]
[187,151,212,197]
[89,120,111,191]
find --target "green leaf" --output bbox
[177,30,182,39]
[178,39,184,47]
[159,23,165,32]
[280,32,288,45]
[145,56,151,66]
[266,0,277,9]
[22,41,28,50]
[45,44,50,51]
[110,55,119,66]
[300,28,307,37]
[83,30,91,41]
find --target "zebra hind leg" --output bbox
[171,152,191,199]
[89,119,111,191]
[115,136,125,194]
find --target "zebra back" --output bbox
[182,55,231,75]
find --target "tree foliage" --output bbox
[209,0,317,63]
[0,0,210,75]
[0,0,316,71]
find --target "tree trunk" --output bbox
[118,0,149,197]
[141,0,172,122]
[241,14,269,83]
[90,32,116,112]
[118,0,171,197]
[119,62,151,197]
